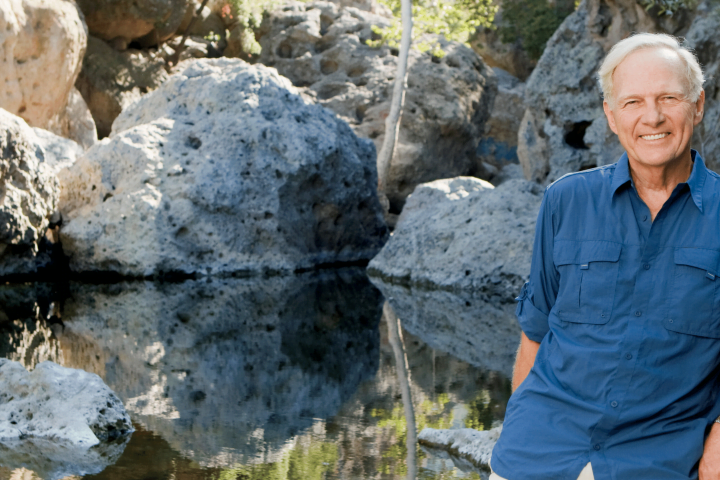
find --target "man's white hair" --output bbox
[598,33,704,106]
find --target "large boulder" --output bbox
[76,0,189,43]
[368,177,542,296]
[60,58,388,277]
[75,36,170,139]
[516,0,699,183]
[0,109,60,277]
[0,0,90,145]
[0,359,133,445]
[258,1,497,212]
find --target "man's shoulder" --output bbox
[546,164,616,197]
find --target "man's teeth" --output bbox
[640,133,668,140]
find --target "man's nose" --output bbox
[641,101,665,125]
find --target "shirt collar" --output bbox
[610,149,707,213]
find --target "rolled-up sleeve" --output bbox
[516,188,559,343]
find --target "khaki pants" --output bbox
[490,462,594,480]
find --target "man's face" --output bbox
[603,47,704,169]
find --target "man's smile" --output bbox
[639,132,670,140]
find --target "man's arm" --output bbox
[699,423,720,479]
[512,332,541,392]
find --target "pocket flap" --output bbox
[554,240,622,266]
[674,248,720,275]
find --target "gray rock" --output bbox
[516,0,703,183]
[0,359,133,445]
[75,36,170,139]
[55,270,383,465]
[0,109,59,276]
[477,68,525,179]
[32,128,84,175]
[258,1,497,212]
[371,280,521,377]
[419,426,502,470]
[470,10,536,81]
[368,177,542,297]
[60,58,388,276]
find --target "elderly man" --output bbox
[489,33,720,479]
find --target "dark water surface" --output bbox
[0,269,519,480]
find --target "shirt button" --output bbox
[643,263,650,270]
[635,311,642,317]
[594,444,601,451]
[611,401,619,408]
[625,353,633,360]
[669,319,674,323]
[642,215,648,221]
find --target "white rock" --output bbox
[0,0,87,136]
[419,426,502,468]
[59,58,387,276]
[368,177,542,297]
[32,127,84,175]
[0,359,133,446]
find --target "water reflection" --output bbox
[370,280,521,378]
[0,269,513,479]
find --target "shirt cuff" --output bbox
[515,282,550,343]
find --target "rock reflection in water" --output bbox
[56,269,383,467]
[371,279,521,378]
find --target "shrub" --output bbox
[497,0,575,61]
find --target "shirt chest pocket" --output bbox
[553,240,622,324]
[664,248,720,338]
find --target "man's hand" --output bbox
[511,332,541,392]
[700,422,720,479]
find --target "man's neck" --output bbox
[629,151,693,221]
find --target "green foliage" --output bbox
[497,0,575,60]
[368,0,498,55]
[214,440,338,480]
[636,0,697,14]
[222,0,283,56]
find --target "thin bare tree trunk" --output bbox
[384,302,418,480]
[377,0,413,196]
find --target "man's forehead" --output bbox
[613,47,688,93]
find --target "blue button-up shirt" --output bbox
[491,151,720,480]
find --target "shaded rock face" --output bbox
[0,0,89,144]
[55,270,383,465]
[477,68,525,178]
[0,109,59,277]
[372,281,520,377]
[258,1,497,212]
[76,0,189,43]
[75,36,170,140]
[0,359,133,445]
[368,177,542,296]
[687,3,720,171]
[471,19,535,81]
[517,0,701,183]
[60,59,388,277]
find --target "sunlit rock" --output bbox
[419,426,502,469]
[373,281,520,377]
[56,270,383,465]
[0,360,133,445]
[368,177,542,297]
[0,0,88,144]
[59,58,387,276]
[258,1,497,212]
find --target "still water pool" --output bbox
[0,269,520,480]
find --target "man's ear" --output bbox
[603,100,618,135]
[693,90,705,126]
